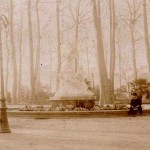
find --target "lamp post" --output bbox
[0,15,11,133]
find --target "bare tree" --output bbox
[49,47,52,92]
[56,0,61,90]
[85,29,90,75]
[143,0,150,71]
[9,0,17,103]
[116,28,123,88]
[69,0,81,72]
[17,0,23,102]
[92,0,111,104]
[109,0,116,101]
[68,0,89,72]
[0,15,11,133]
[34,0,41,95]
[27,0,35,103]
[127,0,141,79]
[2,1,11,102]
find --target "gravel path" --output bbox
[0,116,150,150]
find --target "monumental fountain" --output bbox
[49,50,96,110]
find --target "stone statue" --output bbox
[54,49,94,98]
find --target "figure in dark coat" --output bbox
[129,93,142,116]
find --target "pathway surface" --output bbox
[0,116,150,150]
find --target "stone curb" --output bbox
[7,110,150,119]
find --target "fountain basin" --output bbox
[49,96,96,110]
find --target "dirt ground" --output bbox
[0,116,150,150]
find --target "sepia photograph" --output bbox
[0,0,150,149]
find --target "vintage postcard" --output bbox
[0,0,150,150]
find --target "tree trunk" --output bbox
[74,22,79,72]
[125,0,140,80]
[119,47,122,87]
[74,0,81,73]
[86,36,90,75]
[143,0,150,72]
[117,31,122,87]
[131,25,138,79]
[9,0,17,104]
[85,25,90,75]
[92,0,111,105]
[56,0,61,90]
[49,48,52,91]
[109,0,116,102]
[0,18,11,132]
[17,0,23,102]
[27,0,35,103]
[35,0,41,99]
